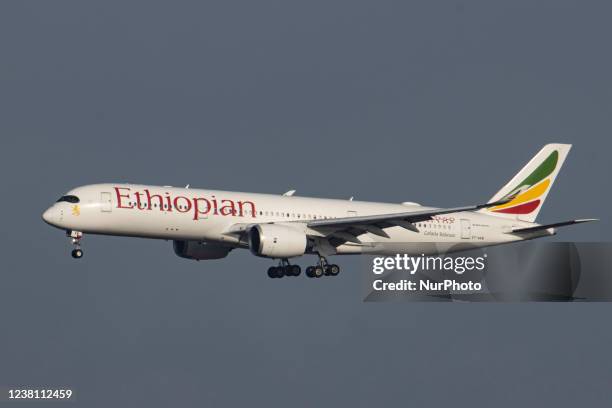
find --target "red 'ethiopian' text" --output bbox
[114,187,256,220]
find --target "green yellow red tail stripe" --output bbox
[489,150,558,215]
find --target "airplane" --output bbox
[42,143,596,279]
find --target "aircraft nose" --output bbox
[42,207,58,225]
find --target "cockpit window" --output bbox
[56,195,80,203]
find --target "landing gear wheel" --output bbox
[306,266,315,278]
[327,264,340,276]
[268,261,301,278]
[71,249,83,259]
[314,266,324,278]
[290,265,301,276]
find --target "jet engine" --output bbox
[248,224,307,258]
[173,240,232,260]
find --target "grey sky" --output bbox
[1,1,611,407]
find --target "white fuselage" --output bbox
[42,183,549,257]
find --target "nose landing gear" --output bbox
[68,230,84,259]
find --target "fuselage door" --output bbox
[347,210,357,218]
[460,219,471,239]
[100,192,112,212]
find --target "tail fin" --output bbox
[482,143,572,223]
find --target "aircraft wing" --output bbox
[306,198,510,244]
[223,198,512,247]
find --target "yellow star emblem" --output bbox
[72,205,80,216]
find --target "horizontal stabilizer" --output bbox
[511,219,598,234]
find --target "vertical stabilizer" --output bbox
[482,143,571,223]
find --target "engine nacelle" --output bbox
[173,240,231,260]
[248,224,307,258]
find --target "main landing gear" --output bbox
[267,255,340,279]
[267,259,301,279]
[68,230,84,259]
[305,254,340,278]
